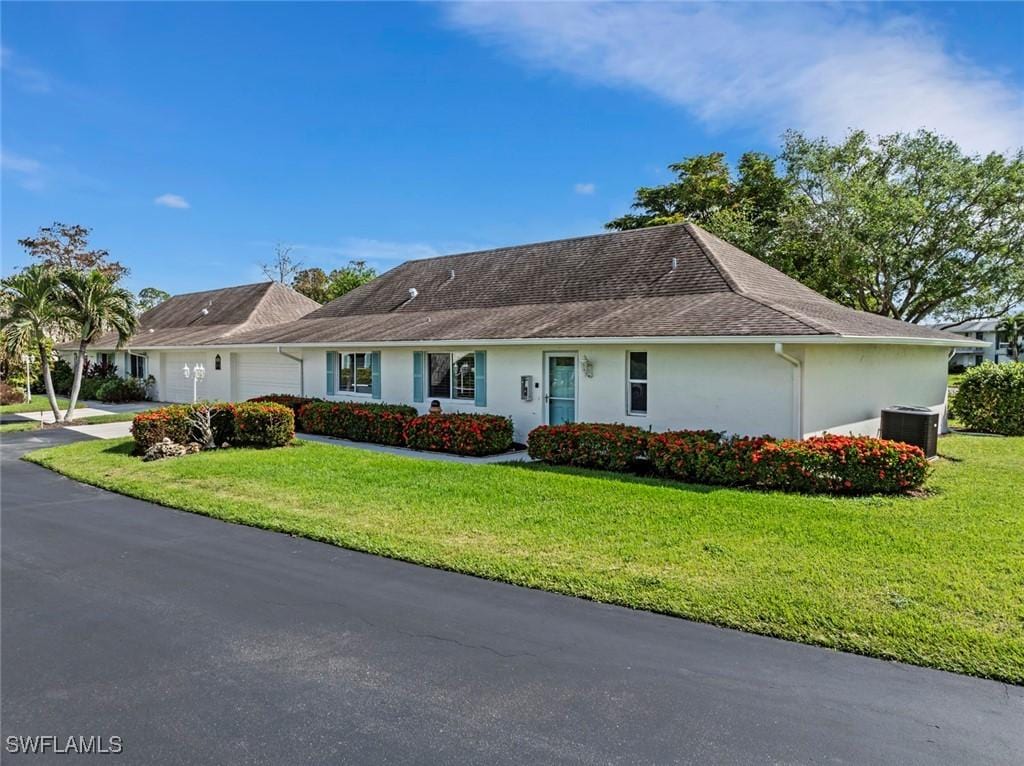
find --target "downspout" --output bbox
[276,347,304,396]
[773,343,803,439]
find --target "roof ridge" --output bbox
[388,222,695,267]
[684,222,834,335]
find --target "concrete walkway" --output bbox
[16,400,157,423]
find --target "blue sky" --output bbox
[2,2,1022,295]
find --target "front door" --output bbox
[545,353,577,425]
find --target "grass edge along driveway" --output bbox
[24,434,1024,684]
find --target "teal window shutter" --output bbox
[474,351,487,407]
[370,351,382,399]
[412,351,424,403]
[326,351,336,395]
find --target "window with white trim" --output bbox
[129,353,146,379]
[427,352,475,399]
[338,352,373,395]
[627,351,648,415]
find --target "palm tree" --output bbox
[59,268,138,420]
[997,314,1024,362]
[1,265,67,421]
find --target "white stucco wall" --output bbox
[800,344,949,437]
[298,343,796,442]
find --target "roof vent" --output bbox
[448,269,456,281]
[671,257,678,270]
[408,287,418,300]
[200,307,209,316]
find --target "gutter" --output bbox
[773,343,803,439]
[100,333,987,352]
[276,346,304,396]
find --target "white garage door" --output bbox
[233,352,301,401]
[162,353,211,403]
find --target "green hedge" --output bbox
[950,362,1024,435]
[233,402,295,447]
[529,424,930,495]
[131,403,239,454]
[405,414,514,457]
[527,423,652,472]
[96,377,148,403]
[297,401,418,446]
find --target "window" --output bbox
[338,353,373,394]
[627,351,648,415]
[129,354,146,379]
[427,352,475,399]
[98,352,114,367]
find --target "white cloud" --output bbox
[0,47,52,93]
[446,3,1024,155]
[574,182,596,195]
[1,149,46,190]
[154,193,190,209]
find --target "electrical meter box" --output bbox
[520,375,533,401]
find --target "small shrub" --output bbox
[247,394,322,419]
[49,359,74,395]
[298,401,417,445]
[527,423,651,472]
[96,377,148,403]
[405,413,513,457]
[0,381,27,405]
[131,402,237,454]
[950,361,1024,435]
[233,402,294,448]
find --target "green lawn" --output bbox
[0,395,70,414]
[948,372,967,388]
[1,411,141,434]
[24,434,1024,683]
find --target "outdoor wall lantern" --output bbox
[182,362,206,403]
[214,354,222,370]
[581,355,594,378]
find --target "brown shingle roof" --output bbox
[77,281,320,349]
[220,223,965,345]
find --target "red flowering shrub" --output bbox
[649,430,927,494]
[405,413,513,456]
[233,402,294,448]
[131,402,237,454]
[745,435,928,495]
[527,423,651,472]
[298,401,417,446]
[247,394,322,419]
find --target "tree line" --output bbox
[608,129,1023,325]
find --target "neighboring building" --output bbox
[932,319,1014,368]
[68,223,976,440]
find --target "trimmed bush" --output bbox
[648,430,927,495]
[298,401,418,446]
[131,402,237,454]
[950,361,1024,436]
[233,402,294,448]
[405,413,514,457]
[0,381,27,405]
[247,394,322,418]
[527,423,651,472]
[96,377,148,403]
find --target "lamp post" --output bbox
[182,362,206,403]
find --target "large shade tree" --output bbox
[1,265,66,420]
[609,130,1024,323]
[59,269,138,420]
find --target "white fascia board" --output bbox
[120,334,985,351]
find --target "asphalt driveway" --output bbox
[2,430,1021,764]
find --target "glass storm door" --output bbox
[546,354,577,425]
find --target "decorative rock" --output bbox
[142,439,201,462]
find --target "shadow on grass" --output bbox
[99,441,136,456]
[497,460,723,494]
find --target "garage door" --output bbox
[162,353,210,403]
[233,352,301,401]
